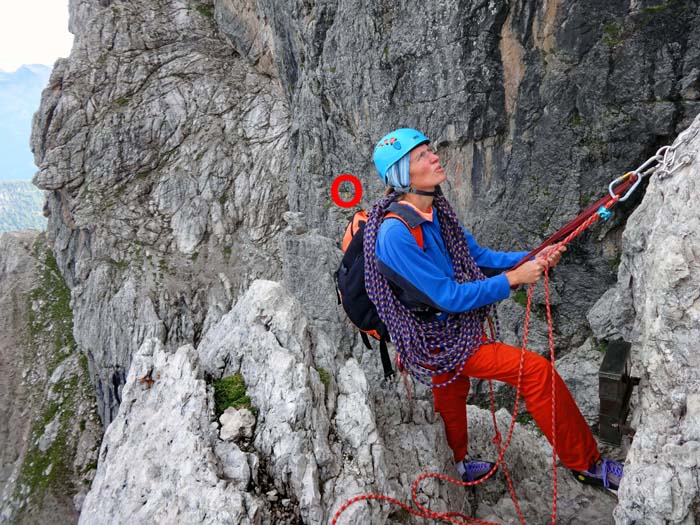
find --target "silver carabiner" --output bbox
[608,154,659,201]
[608,172,639,201]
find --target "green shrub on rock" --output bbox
[213,373,254,417]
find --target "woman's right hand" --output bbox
[505,260,545,286]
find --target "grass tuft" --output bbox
[512,289,528,307]
[213,373,254,417]
[195,4,214,19]
[316,367,331,389]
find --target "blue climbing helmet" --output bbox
[372,128,429,187]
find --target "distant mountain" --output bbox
[0,181,46,232]
[0,64,52,182]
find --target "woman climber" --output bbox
[364,127,623,490]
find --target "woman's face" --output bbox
[409,144,446,190]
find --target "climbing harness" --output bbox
[331,128,697,524]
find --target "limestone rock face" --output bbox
[207,281,619,524]
[30,0,700,431]
[241,0,700,353]
[591,115,700,524]
[0,233,39,441]
[219,407,256,441]
[81,278,617,524]
[22,0,700,523]
[0,232,43,520]
[79,340,267,524]
[32,0,290,425]
[555,338,604,427]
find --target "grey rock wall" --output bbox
[0,232,41,520]
[32,0,290,424]
[591,114,700,524]
[243,0,700,352]
[18,0,700,523]
[0,182,47,233]
[79,340,266,524]
[31,0,700,427]
[82,279,617,524]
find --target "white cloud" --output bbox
[0,1,73,72]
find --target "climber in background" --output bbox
[364,127,623,490]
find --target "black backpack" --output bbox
[334,208,424,378]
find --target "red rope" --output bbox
[330,199,619,525]
[545,268,558,524]
[330,287,535,525]
[510,177,635,271]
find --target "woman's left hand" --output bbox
[537,245,566,268]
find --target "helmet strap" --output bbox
[407,185,442,197]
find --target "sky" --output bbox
[0,1,73,72]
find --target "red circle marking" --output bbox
[331,174,362,208]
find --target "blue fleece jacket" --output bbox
[375,203,529,315]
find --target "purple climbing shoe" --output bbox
[457,459,497,482]
[572,458,624,490]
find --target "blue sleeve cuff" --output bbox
[491,273,512,301]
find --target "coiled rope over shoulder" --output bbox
[363,192,497,387]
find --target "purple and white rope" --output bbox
[364,192,498,388]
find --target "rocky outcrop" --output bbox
[0,232,100,524]
[82,279,616,524]
[0,231,41,519]
[19,0,700,523]
[591,114,700,524]
[28,0,700,413]
[79,340,266,524]
[30,1,700,432]
[250,0,700,353]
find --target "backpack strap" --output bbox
[341,210,368,252]
[362,332,394,378]
[360,332,373,350]
[379,336,394,379]
[384,212,424,250]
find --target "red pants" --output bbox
[432,341,600,472]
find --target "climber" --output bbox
[367,128,624,490]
